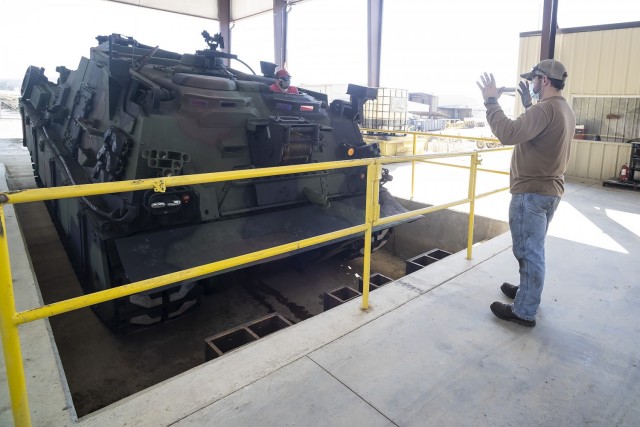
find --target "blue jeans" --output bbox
[509,193,561,320]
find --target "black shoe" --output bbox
[490,301,535,327]
[501,282,519,299]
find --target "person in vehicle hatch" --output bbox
[270,69,299,94]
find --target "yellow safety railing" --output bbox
[0,130,510,426]
[361,128,509,199]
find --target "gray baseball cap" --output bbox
[520,59,568,81]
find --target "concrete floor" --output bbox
[76,178,640,427]
[2,116,640,425]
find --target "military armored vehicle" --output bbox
[19,32,404,330]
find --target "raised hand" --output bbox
[476,72,501,102]
[517,81,533,108]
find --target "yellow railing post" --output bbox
[411,133,417,199]
[0,205,31,427]
[466,152,481,260]
[361,160,381,310]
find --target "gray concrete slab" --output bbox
[309,247,640,426]
[0,164,76,426]
[173,357,394,427]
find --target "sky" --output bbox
[1,0,638,104]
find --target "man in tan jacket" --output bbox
[477,59,576,327]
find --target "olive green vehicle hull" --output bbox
[19,33,404,331]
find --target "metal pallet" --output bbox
[602,179,640,191]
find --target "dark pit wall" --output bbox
[383,198,510,261]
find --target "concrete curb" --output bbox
[0,163,76,426]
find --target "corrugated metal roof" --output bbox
[231,0,272,21]
[110,0,219,20]
[108,0,307,22]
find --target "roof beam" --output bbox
[273,0,288,70]
[540,0,559,60]
[218,0,231,64]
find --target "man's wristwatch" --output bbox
[484,97,498,107]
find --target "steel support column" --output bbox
[540,0,559,60]
[367,0,383,87]
[217,0,231,65]
[273,0,288,69]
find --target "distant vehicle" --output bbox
[19,32,405,331]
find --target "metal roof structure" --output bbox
[106,0,561,88]
[111,0,276,21]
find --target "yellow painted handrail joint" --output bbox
[153,179,166,193]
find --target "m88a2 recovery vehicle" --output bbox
[18,32,405,331]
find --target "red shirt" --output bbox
[269,83,299,94]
